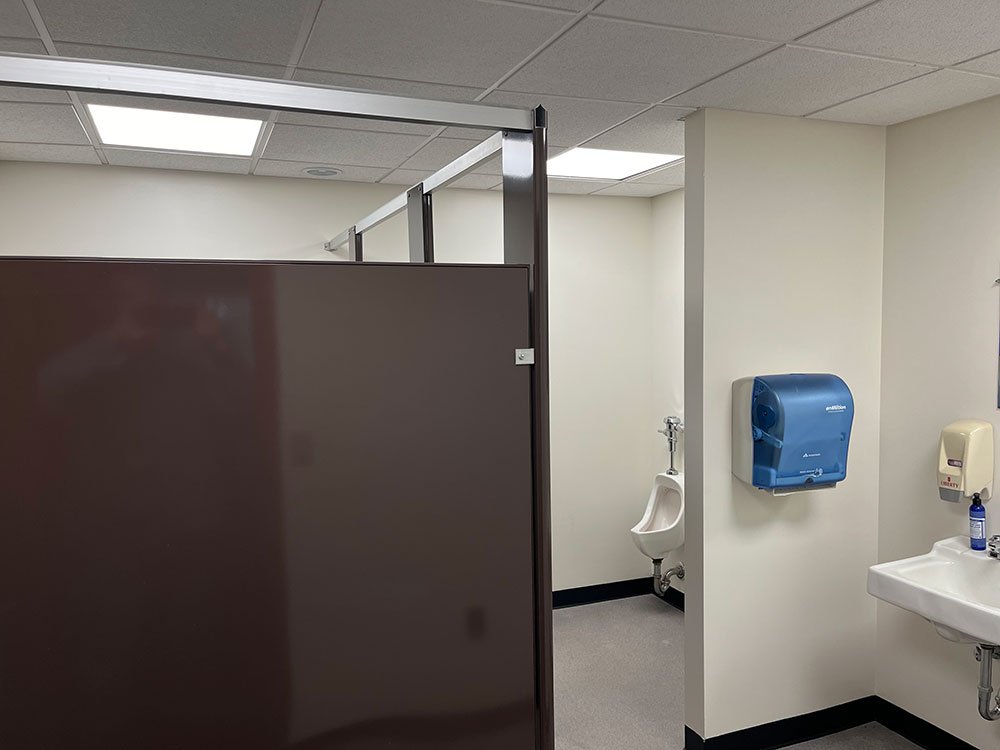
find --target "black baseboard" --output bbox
[683,696,977,750]
[552,577,686,611]
[874,698,977,750]
[684,696,878,750]
[552,577,651,609]
[657,586,685,613]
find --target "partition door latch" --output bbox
[515,348,534,365]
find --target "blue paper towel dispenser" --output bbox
[732,374,854,495]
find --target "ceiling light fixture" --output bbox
[303,167,343,177]
[87,104,263,156]
[548,147,682,181]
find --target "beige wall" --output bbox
[651,188,686,592]
[0,161,407,261]
[880,94,1000,749]
[547,192,667,589]
[685,109,885,738]
[0,161,672,592]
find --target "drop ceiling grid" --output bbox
[358,0,1000,189]
[5,0,1000,192]
[365,0,606,187]
[246,0,325,175]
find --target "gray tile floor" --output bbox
[791,723,919,749]
[554,595,685,750]
[552,595,920,750]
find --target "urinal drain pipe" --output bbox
[651,559,684,597]
[976,645,1000,721]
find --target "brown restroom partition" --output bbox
[0,258,539,750]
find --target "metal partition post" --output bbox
[406,184,434,263]
[503,106,553,750]
[347,227,363,262]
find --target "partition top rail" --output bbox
[0,53,535,131]
[325,132,504,251]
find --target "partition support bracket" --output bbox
[407,183,434,263]
[347,227,363,262]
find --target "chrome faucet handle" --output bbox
[988,535,1000,558]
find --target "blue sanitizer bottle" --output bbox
[971,493,987,550]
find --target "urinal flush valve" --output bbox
[658,417,684,475]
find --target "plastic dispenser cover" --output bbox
[749,374,854,492]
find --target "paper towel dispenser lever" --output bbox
[732,374,854,495]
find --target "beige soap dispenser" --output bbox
[938,420,994,502]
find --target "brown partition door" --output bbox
[0,259,537,750]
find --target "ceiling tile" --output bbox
[53,43,286,79]
[668,46,931,117]
[105,148,250,174]
[263,124,428,168]
[633,160,685,184]
[0,85,70,104]
[548,178,614,194]
[594,0,872,42]
[0,37,46,53]
[444,92,649,147]
[36,0,314,65]
[809,69,1000,125]
[501,17,773,102]
[594,182,673,197]
[957,50,1000,77]
[798,0,1000,66]
[253,160,389,182]
[0,1,40,39]
[584,108,685,152]
[300,0,570,88]
[0,142,100,164]
[450,173,503,190]
[490,0,590,10]
[0,102,90,144]
[380,168,432,186]
[398,137,483,171]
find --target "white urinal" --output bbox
[630,472,684,560]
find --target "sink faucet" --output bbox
[988,535,1000,559]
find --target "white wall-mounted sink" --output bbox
[868,536,1000,645]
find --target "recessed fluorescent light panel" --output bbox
[88,104,263,156]
[548,147,681,180]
